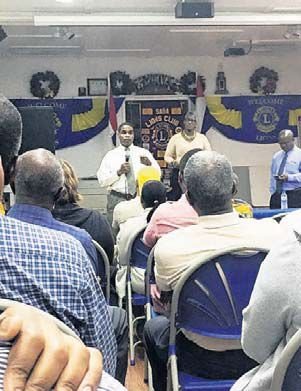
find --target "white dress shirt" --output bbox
[97,145,161,193]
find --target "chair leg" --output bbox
[127,280,135,366]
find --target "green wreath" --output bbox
[30,71,60,99]
[249,67,278,95]
[180,71,206,95]
[110,71,134,95]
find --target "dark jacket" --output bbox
[53,203,115,264]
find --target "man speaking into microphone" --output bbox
[97,122,161,224]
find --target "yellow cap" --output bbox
[137,166,161,194]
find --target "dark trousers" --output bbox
[108,306,128,385]
[167,168,182,201]
[143,316,257,391]
[270,188,301,209]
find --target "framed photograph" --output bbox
[87,78,108,96]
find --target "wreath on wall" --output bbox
[30,71,60,99]
[179,71,206,95]
[249,67,278,95]
[110,71,134,95]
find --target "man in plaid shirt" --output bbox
[0,96,117,378]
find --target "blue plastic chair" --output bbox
[126,227,151,365]
[271,329,301,391]
[92,240,110,303]
[168,246,269,391]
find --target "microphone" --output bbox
[125,148,130,163]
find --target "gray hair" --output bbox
[15,148,64,207]
[0,95,22,184]
[279,129,294,139]
[184,151,233,212]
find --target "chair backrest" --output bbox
[169,246,269,346]
[129,227,151,270]
[92,240,110,302]
[271,212,288,223]
[271,329,301,391]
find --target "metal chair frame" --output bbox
[92,240,110,303]
[125,226,150,366]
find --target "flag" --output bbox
[195,73,206,132]
[108,73,118,145]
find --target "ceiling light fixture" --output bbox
[10,45,80,49]
[55,0,74,3]
[169,28,243,33]
[86,48,151,52]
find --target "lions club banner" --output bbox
[202,95,301,144]
[12,97,124,150]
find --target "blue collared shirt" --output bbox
[8,204,99,275]
[0,211,117,375]
[270,146,301,194]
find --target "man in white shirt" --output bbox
[97,122,161,224]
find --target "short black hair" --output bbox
[0,96,22,184]
[117,122,134,133]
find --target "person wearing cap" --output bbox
[112,166,161,236]
[116,180,166,301]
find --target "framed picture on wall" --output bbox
[87,78,108,96]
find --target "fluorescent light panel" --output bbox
[169,28,244,33]
[34,14,301,26]
[10,45,80,49]
[86,48,150,52]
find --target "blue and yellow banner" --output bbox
[202,95,301,144]
[11,97,124,150]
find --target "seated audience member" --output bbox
[144,151,283,391]
[10,150,99,276]
[143,149,201,248]
[0,94,112,389]
[116,180,166,300]
[112,166,161,236]
[53,159,115,265]
[9,148,128,384]
[231,238,300,390]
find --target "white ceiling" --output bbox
[1,0,301,57]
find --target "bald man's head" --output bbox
[14,148,64,209]
[278,129,295,152]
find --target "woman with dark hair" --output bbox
[116,180,166,300]
[53,159,115,264]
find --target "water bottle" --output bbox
[281,191,288,210]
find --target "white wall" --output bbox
[1,53,300,205]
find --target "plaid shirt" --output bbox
[8,204,99,276]
[0,213,117,375]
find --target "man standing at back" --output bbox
[164,111,211,200]
[270,129,301,208]
[97,122,161,224]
